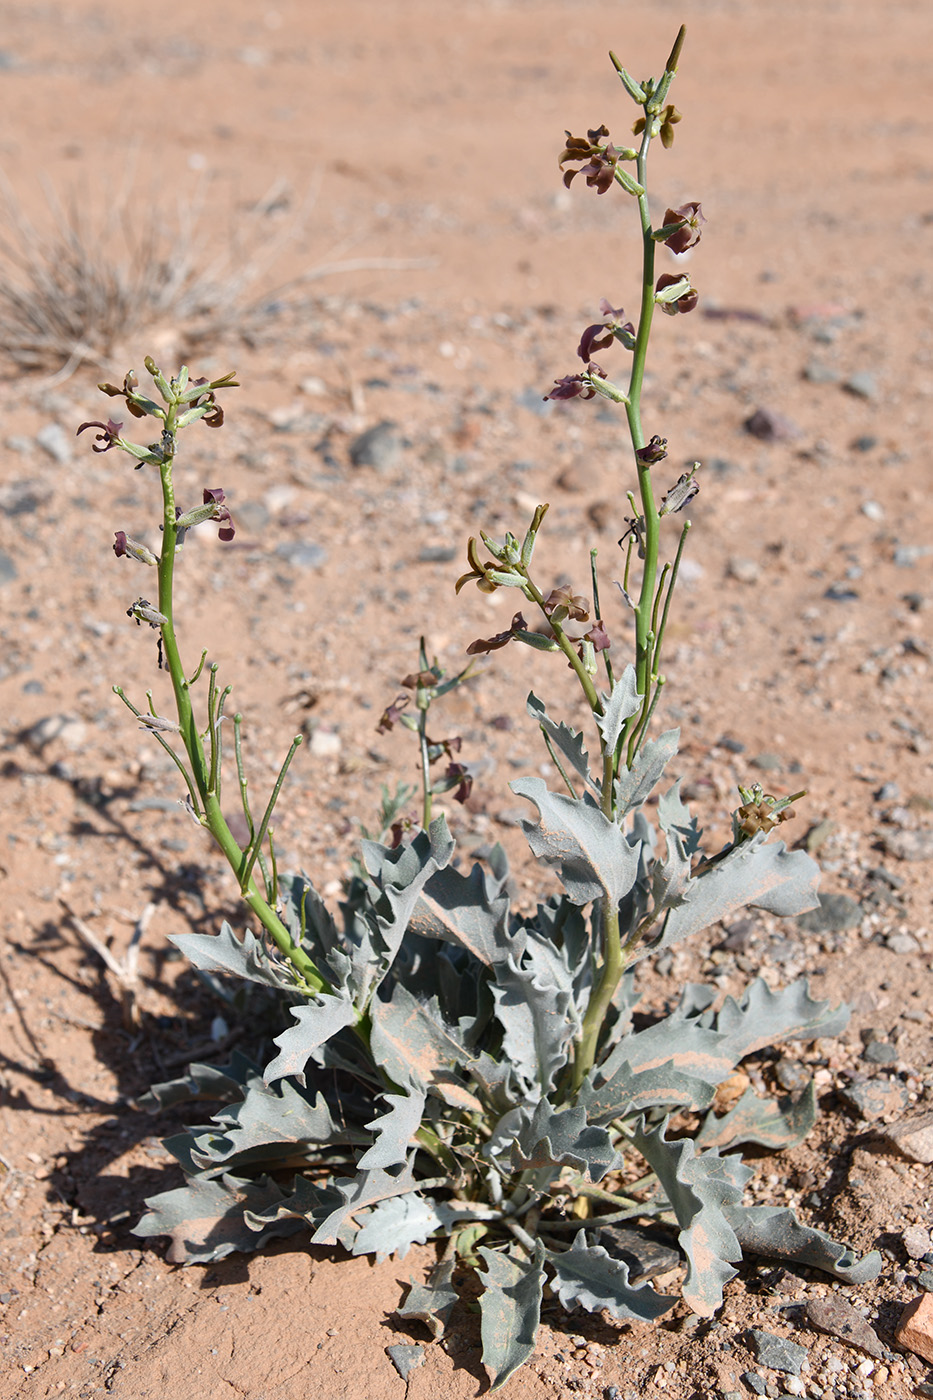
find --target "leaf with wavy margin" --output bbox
[369,982,480,1111]
[696,1081,818,1152]
[614,729,681,820]
[712,977,849,1059]
[397,1259,459,1339]
[138,1050,260,1112]
[526,692,598,793]
[630,1116,742,1316]
[478,1241,545,1391]
[699,1152,882,1284]
[511,778,641,907]
[727,1204,882,1284]
[580,1060,717,1124]
[351,1192,443,1262]
[264,987,358,1084]
[133,1172,302,1264]
[188,1077,361,1173]
[548,1234,676,1321]
[311,1160,418,1246]
[409,861,513,967]
[508,1101,619,1181]
[170,922,295,990]
[357,1085,428,1171]
[595,665,642,754]
[635,837,820,963]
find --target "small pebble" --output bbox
[844,371,878,399]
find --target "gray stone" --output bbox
[862,1040,898,1065]
[886,931,920,955]
[740,1373,767,1396]
[0,549,16,585]
[803,361,839,384]
[882,829,933,862]
[838,1077,909,1121]
[728,556,762,584]
[744,1328,808,1375]
[349,421,400,470]
[36,422,72,463]
[234,501,271,535]
[875,782,901,802]
[844,371,878,399]
[796,892,862,933]
[386,1344,424,1380]
[275,540,328,570]
[750,751,783,772]
[418,545,457,563]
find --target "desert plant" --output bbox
[83,27,880,1390]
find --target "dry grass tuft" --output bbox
[0,169,432,381]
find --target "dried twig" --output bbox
[60,900,156,1029]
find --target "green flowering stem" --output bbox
[572,894,621,1093]
[618,113,662,767]
[145,401,327,996]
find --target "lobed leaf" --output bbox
[369,981,478,1106]
[263,987,358,1084]
[187,1077,362,1174]
[477,1241,546,1390]
[727,1203,882,1284]
[548,1234,676,1321]
[526,691,598,793]
[631,1116,742,1316]
[636,836,820,962]
[511,777,641,907]
[712,977,849,1059]
[696,1081,818,1152]
[170,921,295,991]
[351,1192,443,1262]
[137,1050,260,1112]
[357,1085,428,1171]
[397,1259,459,1339]
[614,728,681,820]
[409,861,513,968]
[134,1172,302,1264]
[508,1100,619,1181]
[595,664,642,754]
[311,1160,419,1247]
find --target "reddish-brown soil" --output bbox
[1,2,932,1397]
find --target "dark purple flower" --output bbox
[544,361,609,402]
[635,435,668,465]
[400,669,440,690]
[584,619,611,652]
[542,586,589,622]
[203,487,235,541]
[444,762,473,804]
[113,531,158,566]
[377,694,409,733]
[77,418,123,452]
[466,611,528,656]
[655,273,698,315]
[659,201,706,254]
[577,300,635,362]
[559,126,628,196]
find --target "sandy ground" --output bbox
[1,1,933,1396]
